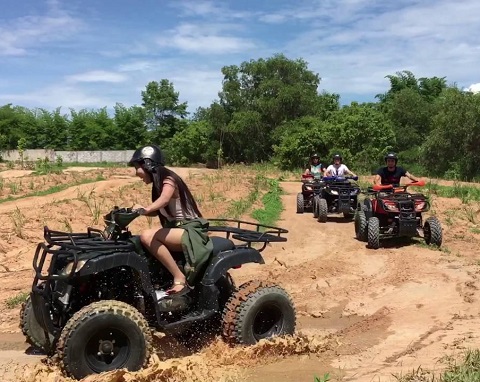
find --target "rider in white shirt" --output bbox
[325,154,358,178]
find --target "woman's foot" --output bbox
[167,279,188,295]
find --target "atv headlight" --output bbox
[383,201,399,212]
[330,190,338,195]
[414,201,427,212]
[60,260,87,276]
[305,186,313,191]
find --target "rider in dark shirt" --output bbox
[374,153,419,186]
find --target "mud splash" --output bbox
[16,333,333,382]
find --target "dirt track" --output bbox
[0,167,479,381]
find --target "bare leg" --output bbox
[140,228,186,293]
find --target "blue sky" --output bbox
[1,0,479,114]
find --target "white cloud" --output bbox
[66,70,128,83]
[156,23,255,54]
[171,0,255,20]
[117,61,154,72]
[0,84,112,110]
[0,2,83,56]
[279,0,480,95]
[465,83,480,94]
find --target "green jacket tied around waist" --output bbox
[174,218,214,284]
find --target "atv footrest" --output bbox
[162,309,216,332]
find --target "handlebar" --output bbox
[323,175,358,182]
[372,180,425,192]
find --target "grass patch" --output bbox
[394,349,480,381]
[425,182,480,203]
[470,227,480,234]
[63,161,125,168]
[5,291,29,309]
[0,175,105,204]
[223,174,269,219]
[251,178,284,227]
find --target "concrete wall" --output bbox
[0,149,55,161]
[1,149,135,163]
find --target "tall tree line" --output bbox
[1,54,479,180]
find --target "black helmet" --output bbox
[384,152,398,163]
[128,144,165,171]
[333,154,342,161]
[311,153,320,159]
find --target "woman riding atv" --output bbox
[128,144,213,299]
[304,153,326,178]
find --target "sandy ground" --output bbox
[0,166,479,382]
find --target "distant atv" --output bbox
[354,180,442,249]
[297,174,326,218]
[314,175,361,222]
[21,207,296,380]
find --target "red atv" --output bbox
[296,174,325,218]
[354,180,442,249]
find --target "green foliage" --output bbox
[251,178,284,226]
[34,157,63,175]
[422,88,480,180]
[272,116,328,170]
[141,79,188,142]
[314,373,331,382]
[5,291,29,309]
[215,54,324,162]
[0,61,479,180]
[394,349,480,381]
[167,121,212,165]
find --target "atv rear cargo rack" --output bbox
[207,218,288,252]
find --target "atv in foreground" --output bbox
[314,175,361,222]
[354,180,442,249]
[297,174,325,218]
[22,207,296,380]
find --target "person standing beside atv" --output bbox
[128,144,213,297]
[325,154,358,178]
[304,153,326,178]
[374,152,419,186]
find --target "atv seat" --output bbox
[211,236,235,256]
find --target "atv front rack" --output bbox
[207,218,288,252]
[33,226,137,281]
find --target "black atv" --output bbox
[354,180,443,249]
[22,207,296,380]
[314,175,361,222]
[296,174,326,218]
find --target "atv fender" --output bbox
[363,198,373,219]
[202,248,264,285]
[77,252,155,294]
[197,248,265,311]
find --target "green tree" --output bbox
[67,108,119,150]
[324,102,396,172]
[167,121,212,165]
[141,79,188,143]
[0,104,26,149]
[114,103,148,149]
[422,88,480,180]
[273,116,329,169]
[216,53,322,162]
